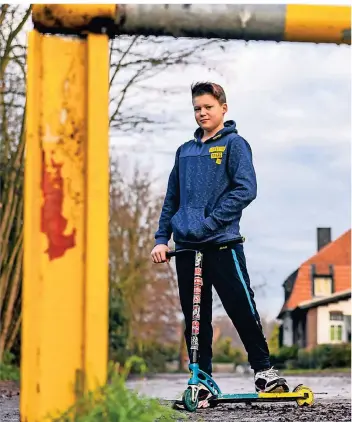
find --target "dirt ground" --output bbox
[175,399,351,422]
[1,374,351,422]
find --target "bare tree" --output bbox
[109,35,227,134]
[0,4,30,361]
[109,159,181,350]
[0,5,227,361]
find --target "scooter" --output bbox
[166,248,314,412]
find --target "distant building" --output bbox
[278,228,351,349]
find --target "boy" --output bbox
[151,82,289,407]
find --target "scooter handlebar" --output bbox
[165,238,245,259]
[165,249,198,259]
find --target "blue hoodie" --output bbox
[154,120,257,249]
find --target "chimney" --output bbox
[317,227,331,251]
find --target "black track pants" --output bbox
[175,243,270,376]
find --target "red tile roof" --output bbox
[280,229,351,314]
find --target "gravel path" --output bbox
[1,373,350,421]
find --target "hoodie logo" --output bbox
[209,146,226,165]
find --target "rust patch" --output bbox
[40,150,76,260]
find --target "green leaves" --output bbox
[52,360,183,422]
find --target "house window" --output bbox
[330,311,344,321]
[314,276,332,297]
[329,312,344,342]
[330,325,343,341]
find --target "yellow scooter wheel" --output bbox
[293,384,314,407]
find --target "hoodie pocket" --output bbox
[171,207,211,242]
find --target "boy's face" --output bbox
[192,94,228,133]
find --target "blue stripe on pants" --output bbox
[231,249,256,317]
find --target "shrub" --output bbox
[311,343,351,369]
[213,337,245,365]
[128,342,179,374]
[0,352,20,381]
[277,343,351,370]
[270,345,299,369]
[52,360,183,422]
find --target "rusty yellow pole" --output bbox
[22,29,109,421]
[32,4,351,45]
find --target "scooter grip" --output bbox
[165,250,177,259]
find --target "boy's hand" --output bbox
[151,244,170,263]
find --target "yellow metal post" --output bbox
[22,30,109,421]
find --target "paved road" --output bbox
[1,373,351,421]
[129,373,351,421]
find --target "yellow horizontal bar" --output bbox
[32,4,117,30]
[284,5,351,44]
[258,392,304,399]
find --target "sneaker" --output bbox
[254,367,290,393]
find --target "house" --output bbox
[278,228,351,349]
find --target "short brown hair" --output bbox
[191,82,227,104]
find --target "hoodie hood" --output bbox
[194,120,238,143]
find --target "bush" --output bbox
[128,342,179,374]
[53,360,183,422]
[0,352,20,381]
[213,337,245,365]
[310,343,351,369]
[296,349,314,369]
[274,343,351,370]
[270,345,299,369]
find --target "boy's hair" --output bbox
[191,82,227,105]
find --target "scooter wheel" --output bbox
[293,384,314,407]
[183,388,199,412]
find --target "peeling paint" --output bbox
[40,150,76,260]
[239,7,252,29]
[43,125,60,144]
[60,109,68,124]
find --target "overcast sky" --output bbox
[111,38,351,320]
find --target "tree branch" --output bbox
[109,35,139,89]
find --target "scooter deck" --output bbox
[172,385,314,409]
[208,391,308,404]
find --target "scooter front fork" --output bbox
[188,363,222,396]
